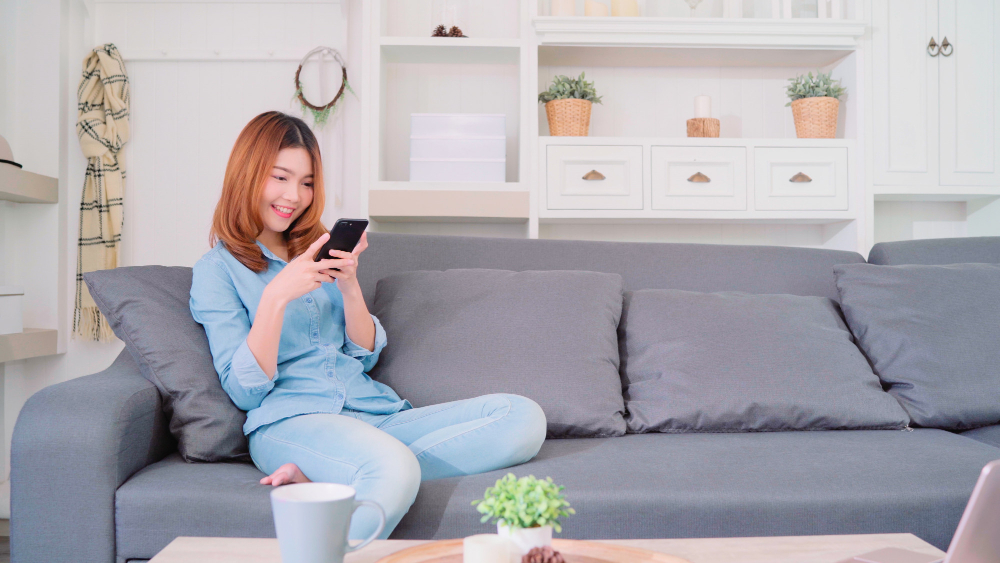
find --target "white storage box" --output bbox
[410,114,505,138]
[410,137,506,160]
[0,286,24,336]
[410,158,506,183]
[409,113,508,182]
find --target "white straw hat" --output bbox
[0,134,21,168]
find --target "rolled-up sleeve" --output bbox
[342,313,387,373]
[190,258,275,411]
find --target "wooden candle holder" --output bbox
[687,118,720,138]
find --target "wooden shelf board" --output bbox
[381,37,520,65]
[369,189,529,222]
[0,166,58,203]
[534,17,866,51]
[0,328,59,363]
[376,181,526,192]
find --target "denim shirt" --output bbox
[189,241,411,435]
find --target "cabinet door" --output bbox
[872,0,939,186]
[939,0,1000,186]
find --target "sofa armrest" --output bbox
[11,350,176,563]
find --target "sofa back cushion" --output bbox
[369,269,626,438]
[356,233,865,311]
[835,263,1000,429]
[84,266,249,463]
[619,289,910,433]
[868,236,1000,266]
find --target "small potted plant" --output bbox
[538,72,602,136]
[472,473,575,555]
[785,71,847,139]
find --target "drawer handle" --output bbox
[582,170,606,181]
[790,172,812,183]
[687,172,711,183]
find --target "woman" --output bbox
[189,111,547,540]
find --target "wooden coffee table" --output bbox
[149,534,944,563]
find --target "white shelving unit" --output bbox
[361,0,870,252]
[0,166,60,362]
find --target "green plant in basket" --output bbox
[538,72,603,105]
[785,71,846,106]
[472,473,575,532]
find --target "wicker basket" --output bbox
[791,97,840,139]
[545,99,592,136]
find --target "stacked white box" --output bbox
[410,113,506,183]
[0,286,24,336]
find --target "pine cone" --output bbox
[522,547,565,563]
[448,25,466,37]
[432,24,447,37]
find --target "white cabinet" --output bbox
[873,0,1000,187]
[650,147,747,211]
[545,145,643,210]
[754,148,849,211]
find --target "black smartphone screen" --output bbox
[313,218,369,263]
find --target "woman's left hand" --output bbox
[322,231,368,295]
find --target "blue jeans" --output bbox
[248,393,547,540]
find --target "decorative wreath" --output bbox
[293,46,353,128]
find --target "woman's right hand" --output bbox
[263,233,353,306]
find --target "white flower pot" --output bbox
[497,522,552,555]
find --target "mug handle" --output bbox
[345,499,386,553]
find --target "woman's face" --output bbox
[258,147,315,236]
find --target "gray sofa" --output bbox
[11,234,1000,563]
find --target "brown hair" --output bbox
[211,111,327,272]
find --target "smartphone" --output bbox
[313,218,369,266]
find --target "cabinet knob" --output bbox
[790,172,812,183]
[928,37,940,57]
[940,37,953,56]
[687,172,711,183]
[582,170,605,181]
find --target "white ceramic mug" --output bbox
[270,483,385,563]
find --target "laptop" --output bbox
[843,459,1000,563]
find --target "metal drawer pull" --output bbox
[940,37,953,56]
[582,170,605,181]
[687,172,711,183]
[928,37,939,56]
[790,172,813,183]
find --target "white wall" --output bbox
[0,0,361,515]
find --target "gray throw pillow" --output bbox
[84,266,249,463]
[619,289,910,433]
[370,269,626,438]
[835,263,1000,430]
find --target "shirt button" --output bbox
[305,297,313,303]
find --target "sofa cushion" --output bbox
[835,263,1000,430]
[113,430,1000,560]
[370,269,626,438]
[962,425,1000,449]
[618,289,910,433]
[115,453,273,560]
[84,266,249,463]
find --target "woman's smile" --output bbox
[271,204,295,219]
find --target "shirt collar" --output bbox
[255,240,287,264]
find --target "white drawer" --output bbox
[546,145,643,210]
[754,148,849,211]
[650,146,747,210]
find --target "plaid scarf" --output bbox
[74,43,129,342]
